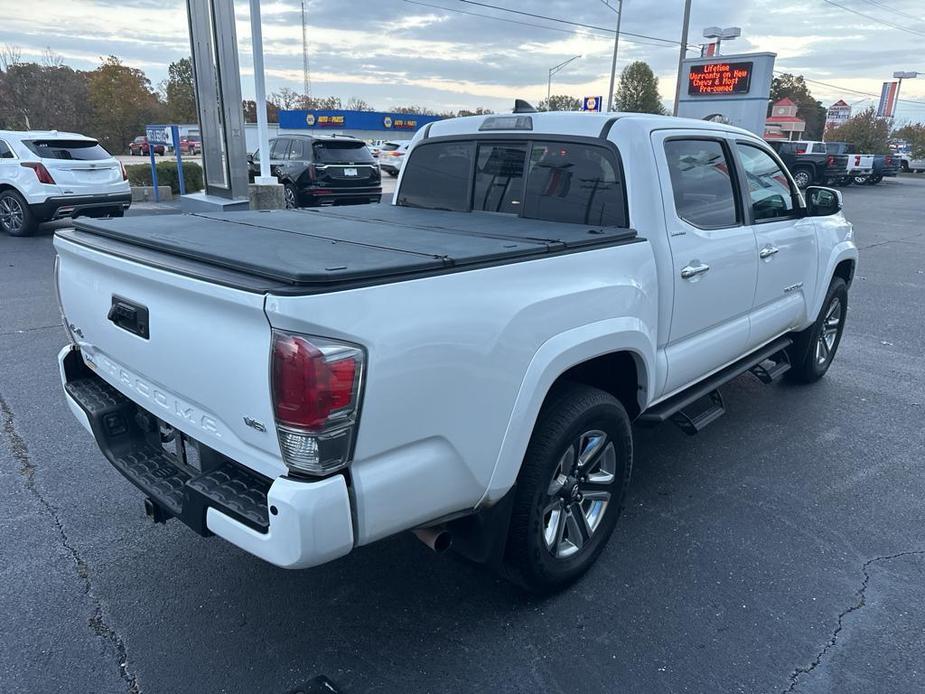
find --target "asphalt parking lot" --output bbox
[2,176,924,694]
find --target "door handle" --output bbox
[680,263,711,279]
[759,246,780,259]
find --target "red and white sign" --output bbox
[877,81,898,118]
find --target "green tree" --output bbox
[163,57,197,123]
[893,122,925,158]
[537,94,581,112]
[0,55,91,133]
[614,61,666,114]
[242,99,279,124]
[769,73,827,140]
[87,56,163,152]
[825,107,891,153]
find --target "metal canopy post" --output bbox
[185,0,249,204]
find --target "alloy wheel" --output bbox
[285,187,296,209]
[794,170,810,189]
[0,197,24,233]
[542,429,615,559]
[816,296,843,365]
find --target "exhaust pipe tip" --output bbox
[413,526,452,553]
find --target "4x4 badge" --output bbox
[243,417,266,433]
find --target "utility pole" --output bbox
[301,1,312,103]
[673,0,692,116]
[606,0,624,112]
[248,0,274,184]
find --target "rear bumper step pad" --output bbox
[63,352,270,534]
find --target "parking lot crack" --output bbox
[0,392,140,694]
[783,550,925,693]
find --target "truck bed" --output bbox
[62,205,637,294]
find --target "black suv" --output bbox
[247,135,381,208]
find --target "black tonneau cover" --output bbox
[67,205,637,292]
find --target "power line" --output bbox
[855,0,923,24]
[456,0,695,49]
[820,0,925,38]
[775,71,925,107]
[400,0,684,50]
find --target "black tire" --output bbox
[504,383,633,593]
[0,190,38,237]
[792,167,813,189]
[283,183,299,209]
[867,175,882,185]
[901,161,910,173]
[786,277,848,384]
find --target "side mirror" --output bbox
[805,186,843,217]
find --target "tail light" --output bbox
[826,155,835,167]
[120,162,128,181]
[271,331,365,476]
[796,149,806,155]
[22,162,56,184]
[307,164,317,183]
[885,156,892,165]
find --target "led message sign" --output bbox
[688,62,753,96]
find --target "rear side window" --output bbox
[523,142,626,227]
[664,139,739,228]
[398,141,473,211]
[23,139,110,161]
[270,139,290,160]
[0,141,14,159]
[313,141,375,164]
[287,139,306,160]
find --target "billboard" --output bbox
[279,109,444,132]
[825,100,851,127]
[877,81,899,118]
[676,52,776,136]
[688,62,753,96]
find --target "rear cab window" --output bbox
[663,139,740,228]
[23,139,111,161]
[398,138,628,227]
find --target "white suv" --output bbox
[0,130,131,237]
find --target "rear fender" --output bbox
[478,317,655,505]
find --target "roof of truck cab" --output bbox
[422,110,757,141]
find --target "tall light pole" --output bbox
[893,71,919,121]
[673,0,692,116]
[248,0,275,184]
[547,55,582,102]
[606,0,624,112]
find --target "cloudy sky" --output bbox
[2,0,924,121]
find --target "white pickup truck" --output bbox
[55,108,858,592]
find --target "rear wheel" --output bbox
[0,190,37,237]
[504,383,632,593]
[283,183,298,209]
[786,277,848,384]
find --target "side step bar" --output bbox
[638,336,793,434]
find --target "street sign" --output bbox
[145,125,171,145]
[581,96,602,112]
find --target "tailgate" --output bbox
[55,233,285,479]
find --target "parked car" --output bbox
[128,136,166,156]
[378,141,410,176]
[55,109,856,593]
[0,130,130,237]
[178,135,202,155]
[247,135,381,208]
[866,154,899,185]
[367,139,389,158]
[900,154,925,173]
[822,142,874,185]
[766,140,847,188]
